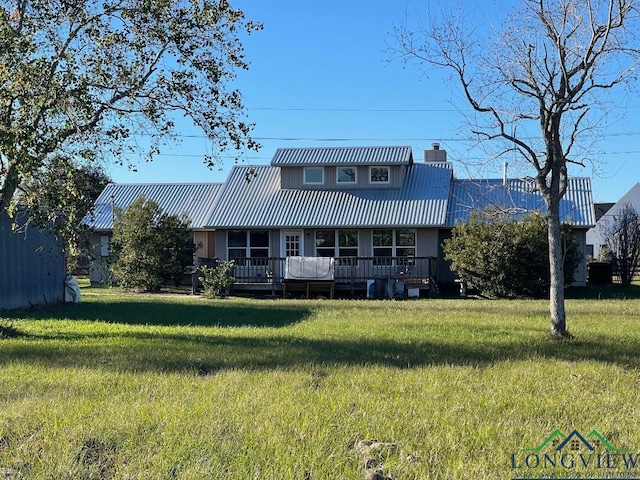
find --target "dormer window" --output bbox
[304,167,324,185]
[370,166,390,184]
[337,167,357,184]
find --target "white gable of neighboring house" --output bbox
[586,182,640,259]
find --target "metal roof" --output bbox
[270,146,413,167]
[206,163,452,229]
[85,183,223,231]
[447,177,595,227]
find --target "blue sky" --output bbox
[107,0,640,203]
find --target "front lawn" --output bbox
[1,290,639,479]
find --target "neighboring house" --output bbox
[586,182,640,260]
[84,182,222,285]
[87,145,596,294]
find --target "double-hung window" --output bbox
[228,230,269,265]
[373,229,416,265]
[315,230,359,264]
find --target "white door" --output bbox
[282,231,303,257]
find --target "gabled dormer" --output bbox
[271,146,414,190]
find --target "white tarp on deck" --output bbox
[285,256,334,281]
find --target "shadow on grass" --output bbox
[1,327,639,373]
[1,300,311,328]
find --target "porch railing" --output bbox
[227,256,436,287]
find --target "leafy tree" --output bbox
[15,156,111,272]
[391,0,640,337]
[110,195,194,292]
[443,212,582,298]
[602,203,640,287]
[0,0,261,211]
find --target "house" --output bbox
[85,182,222,285]
[87,145,596,294]
[205,145,452,295]
[586,182,640,260]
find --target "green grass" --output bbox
[1,288,639,479]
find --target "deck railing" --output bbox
[223,256,436,287]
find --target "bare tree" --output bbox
[603,203,640,286]
[390,0,640,337]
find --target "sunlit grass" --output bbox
[1,290,639,479]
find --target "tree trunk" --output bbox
[547,198,569,337]
[0,162,21,212]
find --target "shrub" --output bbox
[199,261,236,298]
[110,196,195,292]
[443,211,581,298]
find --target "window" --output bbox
[304,167,324,184]
[370,166,390,184]
[100,236,110,257]
[337,167,357,184]
[315,230,359,262]
[395,229,416,257]
[339,230,358,257]
[228,230,248,264]
[315,230,336,257]
[250,231,269,258]
[373,229,416,264]
[228,230,269,264]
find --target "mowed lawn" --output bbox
[1,287,639,479]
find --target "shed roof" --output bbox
[85,183,223,231]
[270,146,413,167]
[206,162,452,229]
[447,177,595,227]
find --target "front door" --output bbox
[282,231,303,257]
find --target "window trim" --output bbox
[369,166,390,184]
[303,166,324,185]
[315,229,359,263]
[227,230,270,265]
[336,166,357,185]
[373,228,416,260]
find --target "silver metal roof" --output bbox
[271,146,413,167]
[447,177,595,227]
[85,183,223,231]
[206,163,452,229]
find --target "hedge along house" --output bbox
[85,182,222,285]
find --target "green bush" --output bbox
[110,196,195,292]
[198,261,236,298]
[443,211,581,298]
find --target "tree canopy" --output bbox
[0,0,261,211]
